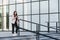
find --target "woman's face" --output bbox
[15,12,17,15]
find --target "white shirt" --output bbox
[11,15,16,24]
[11,15,19,26]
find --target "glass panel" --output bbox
[9,5,15,15]
[0,0,2,5]
[24,0,30,2]
[17,4,23,15]
[32,24,36,31]
[40,15,48,31]
[50,14,58,21]
[18,16,23,31]
[59,0,60,12]
[24,3,30,14]
[9,0,15,4]
[3,6,9,29]
[50,0,58,13]
[32,15,39,23]
[3,0,8,5]
[17,0,23,3]
[24,22,31,30]
[24,16,31,21]
[40,0,48,13]
[50,14,58,31]
[0,7,2,30]
[9,5,15,30]
[32,0,39,1]
[32,2,39,14]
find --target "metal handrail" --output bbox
[19,19,59,40]
[19,19,56,30]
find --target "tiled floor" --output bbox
[0,32,60,40]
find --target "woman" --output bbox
[12,11,19,35]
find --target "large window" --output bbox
[32,2,39,14]
[0,7,2,29]
[50,0,58,13]
[17,0,23,3]
[0,0,2,5]
[3,0,8,5]
[9,0,15,4]
[17,4,23,15]
[40,0,48,13]
[9,5,15,30]
[40,15,48,31]
[24,0,30,2]
[24,3,31,14]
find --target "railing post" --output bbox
[56,22,57,33]
[47,22,50,32]
[17,20,20,36]
[36,24,40,40]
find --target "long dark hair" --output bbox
[13,11,17,17]
[13,11,18,22]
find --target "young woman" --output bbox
[12,11,19,35]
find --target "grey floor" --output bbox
[0,32,60,40]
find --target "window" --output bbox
[9,0,15,4]
[24,22,31,30]
[59,0,60,12]
[50,14,58,22]
[40,15,48,31]
[24,16,31,21]
[16,0,23,3]
[32,24,36,31]
[32,0,39,1]
[32,2,39,14]
[9,5,15,30]
[0,0,2,5]
[18,16,23,29]
[3,6,9,29]
[24,3,31,14]
[50,0,58,13]
[17,4,23,15]
[0,7,2,29]
[3,0,8,5]
[24,0,30,2]
[40,0,48,13]
[9,5,15,15]
[32,15,39,23]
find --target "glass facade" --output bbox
[0,0,59,32]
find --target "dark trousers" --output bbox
[12,23,19,34]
